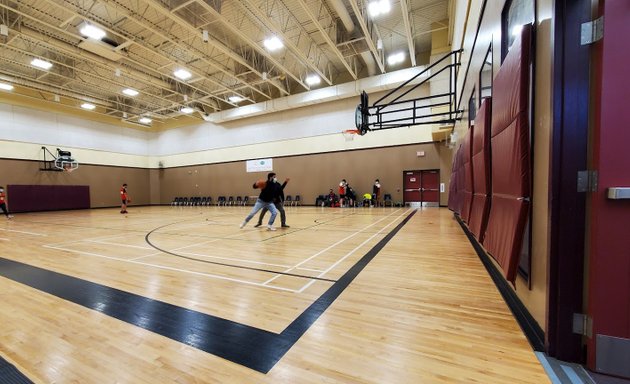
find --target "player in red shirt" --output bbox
[338,179,346,207]
[120,183,129,214]
[0,186,13,219]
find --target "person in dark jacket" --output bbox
[239,172,279,231]
[255,177,290,228]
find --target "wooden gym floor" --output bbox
[0,206,550,383]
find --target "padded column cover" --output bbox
[461,128,474,223]
[482,25,532,282]
[468,98,492,241]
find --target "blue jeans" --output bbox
[244,198,278,225]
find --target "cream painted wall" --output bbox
[449,0,553,328]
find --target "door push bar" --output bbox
[607,187,630,200]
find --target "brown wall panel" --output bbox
[158,143,445,206]
[0,158,151,208]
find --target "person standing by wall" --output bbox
[338,179,347,207]
[373,179,381,207]
[240,172,279,231]
[120,183,129,214]
[255,177,290,228]
[0,186,13,219]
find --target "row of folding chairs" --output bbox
[171,196,214,206]
[171,195,301,206]
[216,196,250,206]
[284,195,301,206]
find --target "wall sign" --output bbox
[246,158,273,172]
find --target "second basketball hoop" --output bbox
[342,129,361,142]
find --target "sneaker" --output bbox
[254,223,262,228]
[267,225,276,231]
[239,221,246,229]
[7,215,13,219]
[281,224,290,228]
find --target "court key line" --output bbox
[0,209,417,374]
[297,209,411,293]
[261,208,404,287]
[42,244,299,293]
[0,227,48,236]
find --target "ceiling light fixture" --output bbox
[368,0,391,17]
[79,24,106,40]
[387,52,405,66]
[139,117,152,124]
[31,58,53,70]
[228,96,243,103]
[0,83,14,91]
[122,88,138,97]
[263,36,283,51]
[174,69,192,80]
[305,75,321,86]
[202,30,209,42]
[180,106,194,114]
[81,103,96,110]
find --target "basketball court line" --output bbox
[0,227,47,236]
[41,243,300,293]
[262,208,404,287]
[0,238,8,241]
[297,209,410,293]
[0,210,418,374]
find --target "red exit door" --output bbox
[403,170,440,206]
[403,171,421,203]
[586,1,630,378]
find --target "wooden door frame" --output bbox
[546,0,591,363]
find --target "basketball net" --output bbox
[342,129,360,142]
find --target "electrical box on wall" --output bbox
[416,151,425,157]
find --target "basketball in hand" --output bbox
[254,180,267,189]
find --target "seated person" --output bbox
[362,193,372,207]
[327,189,338,207]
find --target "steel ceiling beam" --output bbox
[400,0,416,67]
[294,0,357,80]
[347,0,385,74]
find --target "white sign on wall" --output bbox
[246,158,273,173]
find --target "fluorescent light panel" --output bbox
[173,69,192,80]
[139,117,152,124]
[122,88,139,96]
[81,103,96,110]
[180,107,194,114]
[0,83,14,91]
[368,0,391,17]
[80,24,106,40]
[305,75,321,86]
[31,58,53,70]
[387,52,405,66]
[228,96,243,103]
[263,36,283,51]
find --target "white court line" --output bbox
[43,244,297,293]
[261,208,404,287]
[0,228,47,236]
[175,249,325,273]
[87,240,153,250]
[297,209,410,293]
[43,233,129,248]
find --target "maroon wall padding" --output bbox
[7,185,90,213]
[448,170,457,211]
[468,98,492,242]
[461,128,474,224]
[458,145,466,215]
[482,25,532,282]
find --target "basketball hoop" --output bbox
[342,129,361,142]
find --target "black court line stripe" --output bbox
[0,355,33,384]
[0,209,415,374]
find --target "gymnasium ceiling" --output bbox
[0,0,449,128]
